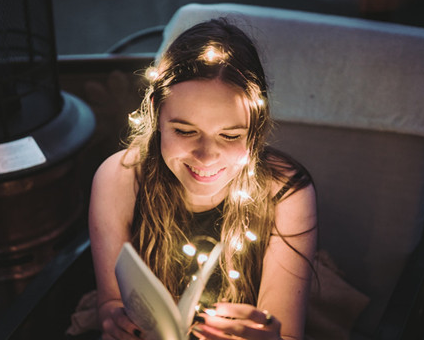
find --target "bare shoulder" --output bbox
[90,148,139,232]
[94,148,137,183]
[89,149,141,306]
[262,148,316,235]
[93,149,140,197]
[262,147,313,197]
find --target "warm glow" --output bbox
[145,66,159,81]
[183,243,196,256]
[206,49,216,61]
[201,45,226,64]
[229,270,240,279]
[197,253,208,264]
[245,230,257,241]
[237,190,251,200]
[239,154,249,166]
[128,111,142,125]
[231,237,243,251]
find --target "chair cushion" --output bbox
[268,120,424,334]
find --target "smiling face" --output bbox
[159,79,250,211]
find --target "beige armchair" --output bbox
[158,3,424,339]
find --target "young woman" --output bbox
[89,18,317,340]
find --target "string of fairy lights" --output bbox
[129,45,266,306]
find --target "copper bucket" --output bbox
[0,159,84,312]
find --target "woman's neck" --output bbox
[184,187,227,213]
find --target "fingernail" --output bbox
[192,325,204,334]
[197,304,212,313]
[193,315,205,323]
[133,329,142,338]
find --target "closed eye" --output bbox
[221,134,241,141]
[175,128,196,136]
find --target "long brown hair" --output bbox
[124,18,312,305]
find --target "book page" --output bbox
[178,242,223,331]
[115,243,185,340]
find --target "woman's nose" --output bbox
[192,136,220,165]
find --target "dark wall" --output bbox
[52,0,424,55]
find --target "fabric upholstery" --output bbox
[268,121,424,335]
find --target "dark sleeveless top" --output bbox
[177,171,306,306]
[131,151,310,340]
[131,155,309,304]
[188,202,223,241]
[186,202,224,308]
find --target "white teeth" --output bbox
[189,165,219,177]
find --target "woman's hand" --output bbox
[99,299,143,340]
[192,303,282,340]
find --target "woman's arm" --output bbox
[257,183,317,339]
[89,149,143,339]
[193,183,317,340]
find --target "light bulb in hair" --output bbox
[145,66,159,81]
[128,111,142,126]
[182,243,196,256]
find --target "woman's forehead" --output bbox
[161,79,251,127]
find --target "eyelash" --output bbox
[175,129,195,136]
[174,129,241,141]
[221,134,241,141]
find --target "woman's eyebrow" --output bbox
[222,125,248,131]
[168,118,248,130]
[168,118,194,125]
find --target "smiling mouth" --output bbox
[186,164,222,178]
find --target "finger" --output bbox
[214,303,271,325]
[111,308,143,337]
[102,317,142,340]
[192,323,237,340]
[203,315,280,339]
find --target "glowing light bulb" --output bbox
[229,270,240,279]
[239,154,249,166]
[145,66,158,81]
[237,190,251,200]
[182,243,196,256]
[206,49,216,61]
[128,111,142,125]
[197,253,208,264]
[231,238,243,252]
[245,230,257,241]
[201,45,226,64]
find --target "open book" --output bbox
[115,242,223,340]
